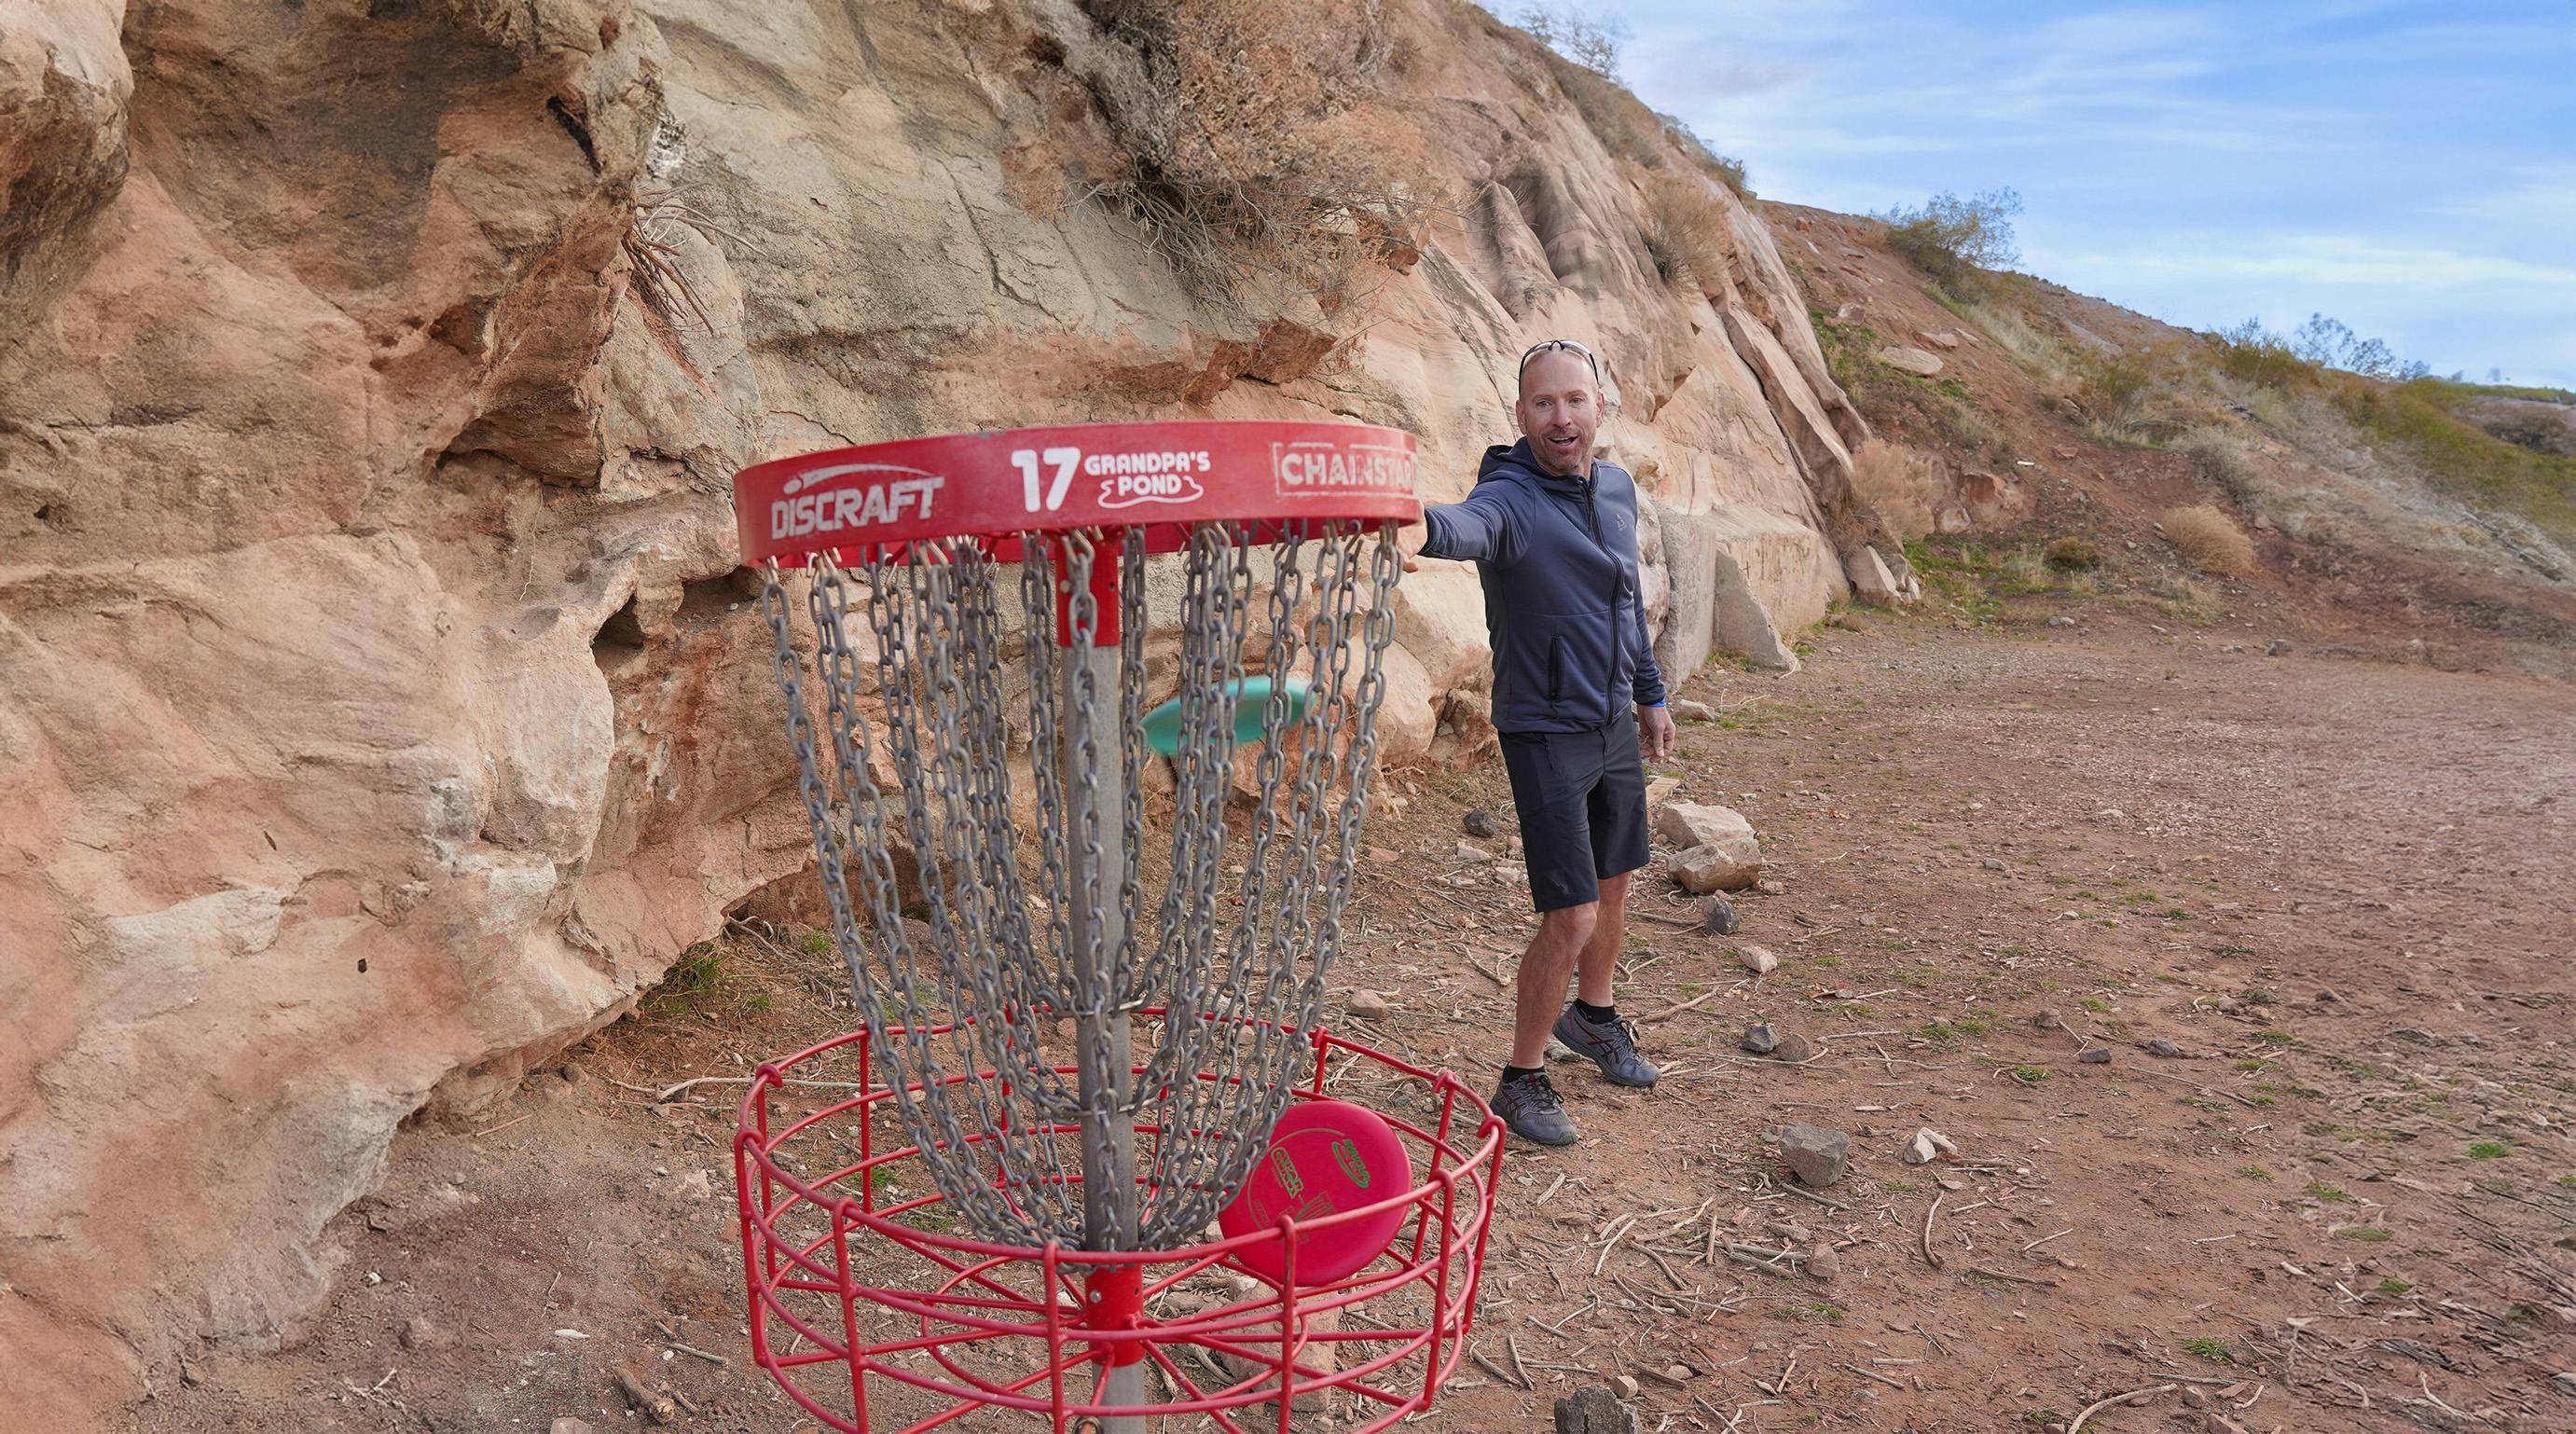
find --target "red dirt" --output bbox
[117,613,2576,1434]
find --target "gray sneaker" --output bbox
[1552,1005,1660,1087]
[1491,1070,1578,1146]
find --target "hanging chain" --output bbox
[754,520,1403,1250]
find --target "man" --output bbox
[1401,338,1676,1146]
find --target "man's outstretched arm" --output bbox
[1401,483,1520,571]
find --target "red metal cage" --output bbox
[734,1018,1505,1433]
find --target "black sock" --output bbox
[1573,998,1618,1024]
[1500,1064,1546,1085]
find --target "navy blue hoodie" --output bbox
[1420,439,1666,734]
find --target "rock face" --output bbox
[0,2,1885,1420]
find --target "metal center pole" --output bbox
[1064,541,1144,1432]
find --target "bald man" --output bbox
[1401,339,1675,1146]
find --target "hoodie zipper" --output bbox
[1577,473,1624,727]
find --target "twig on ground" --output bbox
[2066,1382,2174,1434]
[1639,986,1726,1023]
[1844,1362,1907,1390]
[1921,1193,1946,1270]
[1469,1345,1526,1390]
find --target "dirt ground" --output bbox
[118,610,2576,1434]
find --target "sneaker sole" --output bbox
[1503,1117,1580,1147]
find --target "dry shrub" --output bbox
[2174,426,2259,506]
[2162,503,2258,576]
[1639,171,1732,291]
[1850,440,1942,539]
[2044,536,2101,572]
[2068,347,2156,440]
[1069,0,1426,308]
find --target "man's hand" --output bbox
[1396,521,1428,572]
[1638,703,1676,763]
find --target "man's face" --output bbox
[1514,350,1602,477]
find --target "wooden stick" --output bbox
[1639,986,1726,1023]
[2067,1382,2174,1434]
[667,1341,728,1366]
[1469,1345,1526,1390]
[1844,1362,1907,1390]
[1921,1193,1946,1270]
[613,1367,676,1425]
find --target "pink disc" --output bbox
[1219,1099,1412,1288]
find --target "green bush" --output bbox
[2044,536,2101,572]
[1879,188,2023,284]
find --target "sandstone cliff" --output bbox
[0,1,1887,1416]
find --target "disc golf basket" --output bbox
[730,421,1505,1433]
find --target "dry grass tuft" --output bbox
[1851,440,1943,540]
[2174,426,2260,507]
[2162,503,2258,576]
[1638,171,1733,291]
[1065,0,1427,309]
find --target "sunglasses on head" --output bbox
[1517,338,1601,383]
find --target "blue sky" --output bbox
[1573,1,2576,388]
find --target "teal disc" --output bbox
[1142,677,1315,756]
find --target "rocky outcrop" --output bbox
[0,1,1882,1421]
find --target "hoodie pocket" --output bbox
[1547,635,1567,702]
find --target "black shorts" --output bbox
[1498,709,1650,913]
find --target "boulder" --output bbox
[1844,545,1908,607]
[1778,1124,1851,1187]
[1658,804,1762,892]
[1876,346,1945,377]
[1655,802,1756,851]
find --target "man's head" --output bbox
[1513,339,1604,477]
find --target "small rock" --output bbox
[1643,776,1680,809]
[1552,1386,1636,1434]
[1663,1363,1693,1384]
[1671,698,1716,723]
[1349,989,1392,1020]
[1366,847,1398,864]
[1462,808,1498,839]
[1738,945,1778,974]
[397,1316,447,1351]
[553,1422,596,1434]
[1701,895,1741,934]
[1806,1242,1841,1280]
[1900,1127,1958,1165]
[1876,345,1945,377]
[2143,1038,2186,1058]
[2315,989,2342,1004]
[1777,1123,1851,1187]
[2182,1386,2210,1410]
[1740,1024,1780,1055]
[2031,1009,2061,1031]
[1610,1373,1641,1400]
[1455,839,1493,861]
[1982,857,2007,871]
[2390,1027,2438,1045]
[2046,615,2075,628]
[2266,639,2292,656]
[2205,1414,2251,1434]
[178,1361,203,1388]
[2213,996,2239,1014]
[1752,878,1784,896]
[668,1168,713,1202]
[558,1064,583,1084]
[2079,1046,2112,1064]
[2052,445,2079,460]
[1771,1032,1816,1064]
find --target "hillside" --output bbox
[1766,203,2576,676]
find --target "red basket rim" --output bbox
[734,420,1422,567]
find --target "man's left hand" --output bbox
[1638,703,1676,763]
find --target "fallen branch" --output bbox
[1921,1193,1945,1271]
[2067,1382,2173,1434]
[1640,986,1726,1023]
